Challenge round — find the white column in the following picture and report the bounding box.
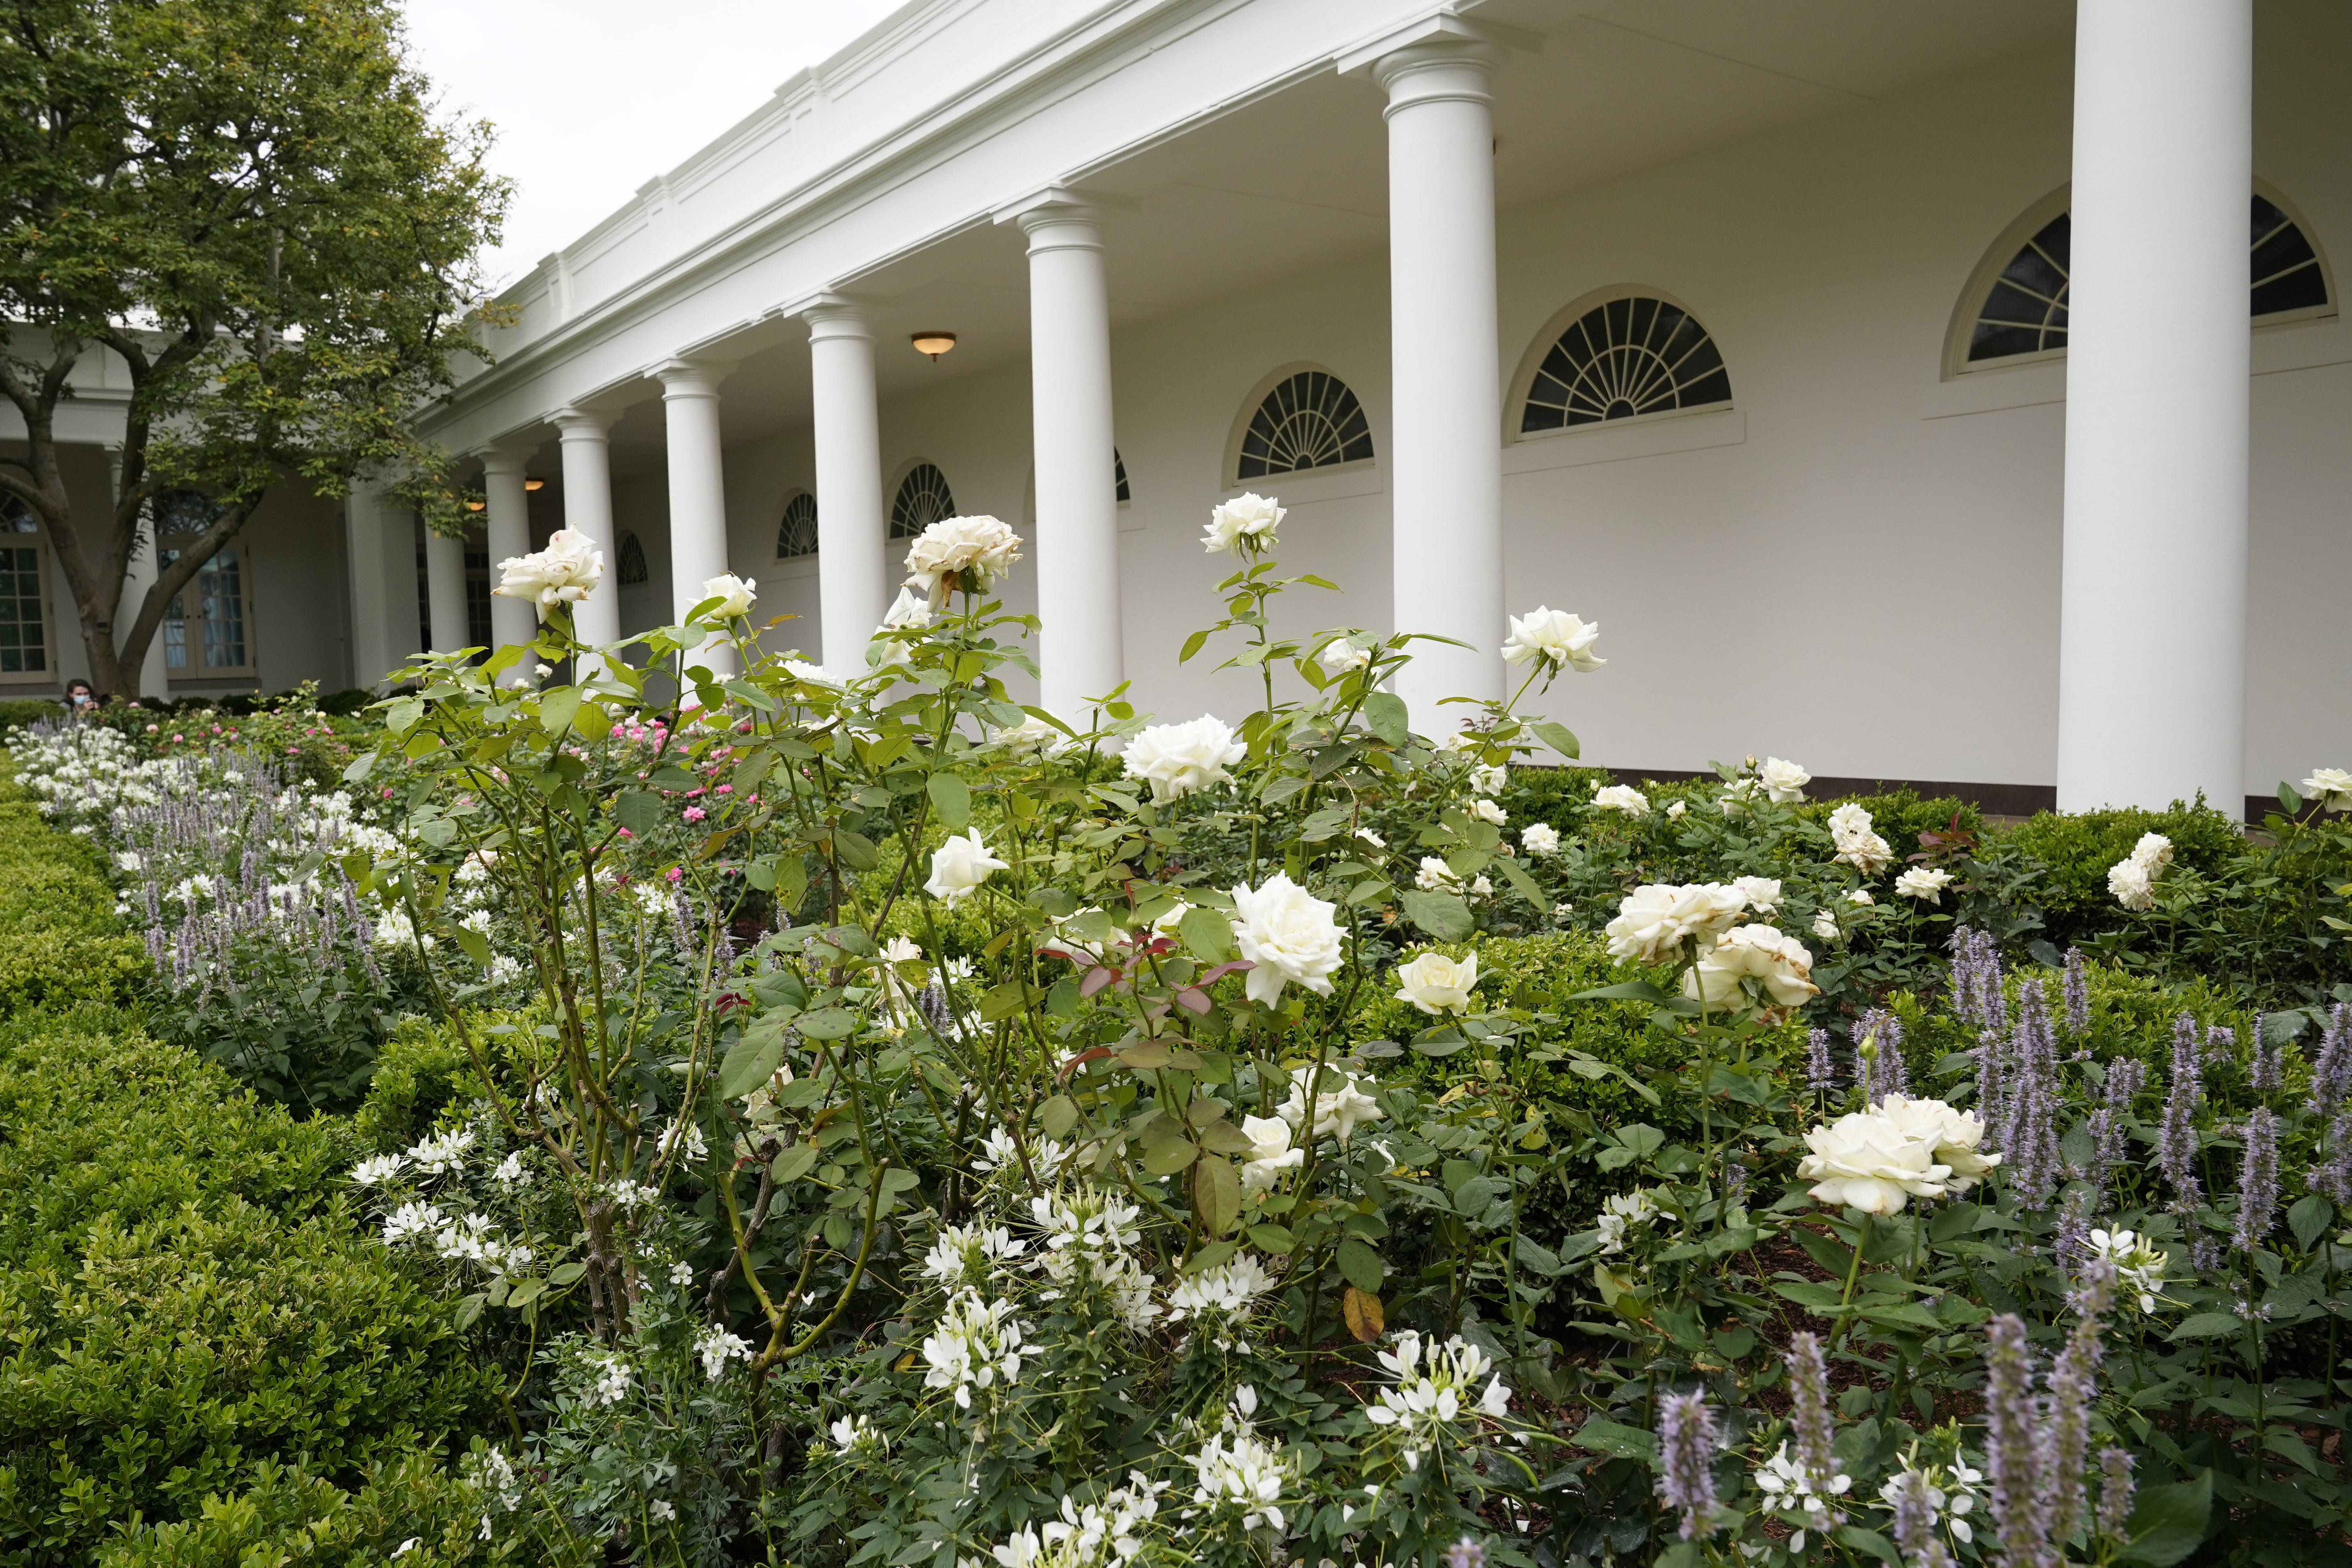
[1350,20,1509,724]
[2055,0,2252,813]
[343,484,418,689]
[1009,194,1124,720]
[654,356,740,677]
[104,447,169,698]
[552,407,623,655]
[803,298,887,677]
[424,529,468,654]
[479,444,539,678]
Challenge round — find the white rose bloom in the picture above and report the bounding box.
[1469,763,1507,795]
[1414,856,1461,892]
[1811,909,1842,943]
[880,935,922,965]
[1847,888,1875,907]
[1520,822,1560,858]
[988,713,1069,757]
[1759,757,1811,803]
[2108,857,2155,912]
[1592,784,1649,819]
[1835,829,1893,877]
[926,831,1009,904]
[902,514,1023,602]
[494,529,604,618]
[1354,826,1386,850]
[2129,832,2174,872]
[1468,798,1506,826]
[1500,606,1604,673]
[700,573,757,617]
[783,659,840,687]
[1894,866,1954,904]
[1124,715,1245,803]
[1203,492,1285,555]
[1393,950,1480,1016]
[1603,882,1748,965]
[2301,767,2352,812]
[1239,1114,1304,1194]
[1279,1064,1384,1144]
[1227,872,1344,1005]
[1875,1095,2001,1189]
[1665,799,1687,820]
[1796,1109,1954,1214]
[1731,876,1783,914]
[1682,922,1818,1008]
[1317,636,1371,676]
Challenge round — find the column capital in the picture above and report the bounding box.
[651,355,737,399]
[551,406,617,439]
[476,440,538,476]
[994,184,1136,244]
[797,291,877,341]
[1335,13,1537,97]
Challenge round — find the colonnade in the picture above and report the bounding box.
[353,1,2254,811]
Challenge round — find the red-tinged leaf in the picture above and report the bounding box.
[1174,988,1212,1015]
[1035,945,1089,966]
[1199,960,1256,985]
[1078,965,1120,997]
[1058,1046,1117,1079]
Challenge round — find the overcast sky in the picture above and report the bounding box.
[398,0,907,289]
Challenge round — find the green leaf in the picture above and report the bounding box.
[1335,1238,1384,1292]
[926,773,972,830]
[1362,691,1408,747]
[2289,1193,2333,1251]
[1530,719,1581,759]
[979,979,1030,1022]
[2117,1472,2212,1567]
[615,790,663,834]
[1179,628,1210,664]
[795,1007,858,1041]
[717,1034,785,1100]
[1513,1235,1562,1276]
[1039,1095,1080,1140]
[1400,890,1474,942]
[1248,1223,1296,1254]
[1835,1527,1901,1566]
[1569,979,1674,1004]
[453,926,491,970]
[1180,904,1235,963]
[1496,854,1548,912]
[1565,1416,1657,1462]
[536,687,582,736]
[1192,1155,1241,1236]
[548,1261,586,1287]
[769,1144,820,1183]
[454,1293,486,1330]
[2167,1312,2246,1342]
[1143,1138,1199,1176]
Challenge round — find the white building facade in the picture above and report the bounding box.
[10,0,2349,819]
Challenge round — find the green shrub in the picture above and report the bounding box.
[96,1455,512,1568]
[351,1016,486,1154]
[1796,788,1984,861]
[0,799,147,1014]
[1995,798,2243,949]
[0,699,66,735]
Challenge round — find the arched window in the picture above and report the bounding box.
[148,490,251,675]
[1115,449,1131,505]
[1518,293,1730,434]
[617,531,649,586]
[890,462,955,540]
[1235,370,1374,480]
[1958,188,2333,369]
[0,494,50,677]
[777,491,818,558]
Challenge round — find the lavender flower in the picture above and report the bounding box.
[1654,1391,1719,1541]
[2250,1025,2284,1097]
[1444,1539,1485,1568]
[1806,1028,1837,1095]
[1886,1469,1958,1568]
[2311,1111,2352,1206]
[2169,1015,2206,1109]
[2054,1186,2095,1268]
[1982,1314,2046,1568]
[1949,926,2008,1031]
[2001,992,2063,1210]
[2310,1003,2352,1117]
[2157,1017,2207,1212]
[2233,1107,2281,1252]
[2062,946,2090,1037]
[2095,1448,2136,1542]
[1786,1332,1838,1490]
[1858,1009,1908,1101]
[1975,1027,2010,1148]
[2040,1270,2112,1546]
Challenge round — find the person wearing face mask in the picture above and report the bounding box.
[61,679,96,715]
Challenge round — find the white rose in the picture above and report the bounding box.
[1811,909,1841,943]
[1354,827,1386,850]
[700,573,757,617]
[1682,922,1818,1008]
[1759,757,1810,803]
[1279,1064,1383,1144]
[1796,1110,1954,1214]
[1469,764,1507,795]
[783,659,839,687]
[1414,856,1460,892]
[1394,950,1480,1016]
[1665,800,1687,820]
[2301,768,2352,812]
[1835,830,1893,878]
[1875,1095,2002,1189]
[1239,1115,1304,1194]
[902,514,1023,603]
[1731,876,1783,914]
[2129,832,2174,872]
[1227,872,1343,1005]
[1501,606,1604,673]
[1603,882,1748,965]
[1520,822,1560,858]
[925,831,1008,904]
[1894,866,1954,904]
[1123,715,1245,802]
[1847,888,1875,907]
[1592,784,1649,819]
[872,586,934,666]
[1469,798,1506,826]
[2108,857,2155,912]
[494,529,604,618]
[1203,492,1284,555]
[988,713,1069,757]
[1317,636,1371,676]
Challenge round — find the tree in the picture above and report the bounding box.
[0,0,507,695]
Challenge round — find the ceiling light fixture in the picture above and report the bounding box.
[911,331,957,362]
[523,478,546,492]
[466,500,486,512]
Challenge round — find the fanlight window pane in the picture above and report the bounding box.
[1238,371,1374,479]
[617,532,649,586]
[1521,296,1731,433]
[1114,449,1131,504]
[777,492,819,558]
[1969,196,2329,364]
[160,545,246,670]
[890,463,956,540]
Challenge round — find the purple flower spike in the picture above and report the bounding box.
[1654,1390,1719,1541]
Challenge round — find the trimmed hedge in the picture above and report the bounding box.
[0,762,146,1016]
[1996,798,2244,950]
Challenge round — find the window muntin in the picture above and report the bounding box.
[617,532,649,586]
[160,545,249,672]
[465,545,492,646]
[1237,371,1374,479]
[890,462,955,541]
[777,491,818,558]
[0,497,48,676]
[1114,450,1131,504]
[1521,294,1730,434]
[1966,193,2331,366]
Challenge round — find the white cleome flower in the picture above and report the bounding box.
[494,529,604,618]
[1759,757,1811,803]
[1226,872,1344,1005]
[926,831,1009,904]
[700,573,757,617]
[920,1222,1028,1289]
[1203,492,1286,555]
[2088,1227,2170,1313]
[921,1291,1029,1410]
[1123,715,1245,803]
[1500,606,1604,674]
[903,514,1023,603]
[828,1413,888,1460]
[695,1325,753,1380]
[1364,1332,1513,1469]
[1894,866,1955,904]
[349,1153,407,1186]
[1603,882,1748,966]
[1591,783,1649,819]
[1393,950,1480,1016]
[1796,1108,1955,1214]
[2301,767,2352,812]
[1167,1254,1276,1323]
[1520,822,1560,857]
[1682,922,1819,1008]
